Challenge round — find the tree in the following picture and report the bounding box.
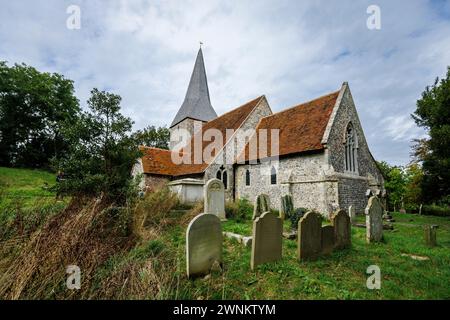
[55,89,141,203]
[404,163,423,210]
[132,125,170,149]
[377,161,406,210]
[412,67,450,204]
[0,61,80,168]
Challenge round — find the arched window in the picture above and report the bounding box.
[345,124,358,172]
[270,166,277,185]
[245,169,251,186]
[216,166,228,189]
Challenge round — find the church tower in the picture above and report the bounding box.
[169,48,217,150]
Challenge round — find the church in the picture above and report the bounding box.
[132,48,384,216]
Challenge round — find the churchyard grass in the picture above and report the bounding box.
[168,212,450,299]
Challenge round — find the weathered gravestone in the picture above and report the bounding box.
[186,213,223,278]
[280,194,294,220]
[331,209,351,249]
[321,225,335,255]
[348,205,356,223]
[252,194,270,220]
[424,225,438,247]
[204,178,226,220]
[297,211,322,261]
[365,196,383,243]
[251,212,283,270]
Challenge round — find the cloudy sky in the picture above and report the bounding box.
[1,0,449,165]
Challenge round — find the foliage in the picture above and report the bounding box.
[377,161,406,210]
[53,88,142,203]
[0,61,80,168]
[132,125,170,149]
[225,198,253,222]
[412,66,450,203]
[421,204,450,217]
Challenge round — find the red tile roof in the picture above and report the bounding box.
[141,96,264,176]
[239,90,339,162]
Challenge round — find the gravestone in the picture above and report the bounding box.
[297,211,322,261]
[365,196,383,243]
[251,212,283,270]
[419,204,423,215]
[348,205,356,223]
[321,225,335,255]
[204,178,226,220]
[331,209,351,249]
[252,194,270,220]
[424,225,438,247]
[186,213,223,278]
[399,208,406,214]
[280,195,294,220]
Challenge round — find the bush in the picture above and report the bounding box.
[422,204,450,217]
[225,198,253,222]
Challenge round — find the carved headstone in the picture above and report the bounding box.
[331,209,351,249]
[297,211,322,261]
[204,178,226,220]
[252,194,270,220]
[280,194,294,220]
[365,196,383,243]
[251,212,283,270]
[321,225,335,255]
[186,213,223,278]
[348,205,356,223]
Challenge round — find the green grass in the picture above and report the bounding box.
[0,167,58,208]
[164,212,450,300]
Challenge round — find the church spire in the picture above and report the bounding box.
[170,47,217,128]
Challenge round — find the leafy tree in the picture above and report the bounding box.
[55,89,141,203]
[412,67,450,204]
[0,61,79,168]
[377,161,406,210]
[404,163,423,210]
[132,125,170,149]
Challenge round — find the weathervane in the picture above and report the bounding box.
[199,41,203,48]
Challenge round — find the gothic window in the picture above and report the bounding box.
[245,169,251,186]
[270,166,277,185]
[345,124,358,173]
[216,165,228,189]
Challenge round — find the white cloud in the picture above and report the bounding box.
[0,0,449,165]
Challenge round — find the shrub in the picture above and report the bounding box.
[422,204,450,217]
[225,198,253,222]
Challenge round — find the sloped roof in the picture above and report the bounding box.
[141,96,264,176]
[238,90,340,162]
[170,48,217,127]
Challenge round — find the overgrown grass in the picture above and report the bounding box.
[1,167,449,300]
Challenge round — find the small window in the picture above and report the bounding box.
[216,170,222,180]
[270,166,277,185]
[223,171,228,189]
[245,169,250,186]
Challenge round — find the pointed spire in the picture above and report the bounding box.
[170,48,217,127]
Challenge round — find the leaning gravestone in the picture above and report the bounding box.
[331,209,351,249]
[321,225,335,255]
[252,194,270,220]
[297,211,322,261]
[348,205,356,223]
[186,213,223,278]
[251,212,283,270]
[280,194,294,220]
[365,196,383,243]
[204,178,226,220]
